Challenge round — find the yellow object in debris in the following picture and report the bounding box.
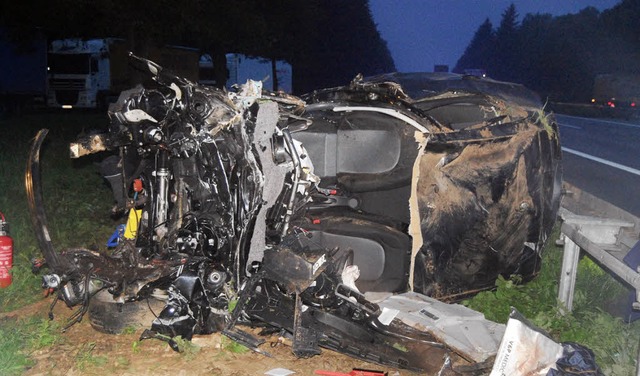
[124,209,142,239]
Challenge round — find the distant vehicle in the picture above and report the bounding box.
[197,54,218,87]
[47,38,199,109]
[0,30,47,113]
[433,64,449,73]
[200,53,292,93]
[463,68,487,78]
[592,73,640,108]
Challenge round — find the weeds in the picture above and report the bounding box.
[0,316,62,375]
[120,325,138,335]
[26,315,62,349]
[0,260,43,312]
[0,111,115,374]
[115,356,130,367]
[75,342,108,371]
[533,107,557,140]
[173,336,202,360]
[131,340,142,354]
[0,318,35,376]
[0,112,115,312]
[464,224,640,374]
[221,336,249,354]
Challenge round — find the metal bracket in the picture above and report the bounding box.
[557,208,637,313]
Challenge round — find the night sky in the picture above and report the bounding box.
[370,0,621,73]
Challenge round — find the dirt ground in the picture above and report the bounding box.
[5,298,426,376]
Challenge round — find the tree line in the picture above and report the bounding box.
[454,0,640,102]
[0,0,395,94]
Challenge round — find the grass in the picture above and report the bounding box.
[0,111,117,374]
[0,319,36,376]
[0,315,63,376]
[0,110,115,312]
[74,342,108,371]
[173,336,202,360]
[464,225,640,375]
[0,261,42,312]
[221,336,249,354]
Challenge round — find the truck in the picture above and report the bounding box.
[0,30,48,114]
[592,73,640,108]
[199,53,292,93]
[47,38,200,109]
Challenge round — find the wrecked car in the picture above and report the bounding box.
[25,55,562,373]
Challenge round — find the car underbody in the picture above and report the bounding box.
[25,55,561,373]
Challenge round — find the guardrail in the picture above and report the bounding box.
[557,184,640,375]
[557,208,638,312]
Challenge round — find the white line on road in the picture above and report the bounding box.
[559,123,582,130]
[562,147,640,176]
[556,114,640,129]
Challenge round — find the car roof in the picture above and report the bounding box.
[365,72,542,108]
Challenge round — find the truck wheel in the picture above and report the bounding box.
[96,92,110,112]
[88,290,165,334]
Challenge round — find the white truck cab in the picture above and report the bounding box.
[47,38,117,109]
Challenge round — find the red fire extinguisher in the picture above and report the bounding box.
[0,212,13,288]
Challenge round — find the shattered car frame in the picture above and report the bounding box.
[26,55,561,373]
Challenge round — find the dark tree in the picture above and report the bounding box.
[453,18,495,74]
[598,0,640,75]
[454,0,640,102]
[492,3,521,81]
[496,4,519,38]
[515,13,554,93]
[0,0,395,94]
[289,0,396,93]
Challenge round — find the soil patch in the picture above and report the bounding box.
[12,297,420,376]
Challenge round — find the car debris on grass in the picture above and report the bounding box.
[25,54,562,373]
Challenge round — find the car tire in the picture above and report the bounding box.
[88,290,166,334]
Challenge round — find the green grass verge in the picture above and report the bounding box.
[74,342,108,371]
[0,111,116,312]
[0,111,116,375]
[464,225,640,375]
[0,315,62,376]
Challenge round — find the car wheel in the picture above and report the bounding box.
[88,290,165,334]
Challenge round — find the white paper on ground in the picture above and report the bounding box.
[264,368,296,376]
[489,309,563,376]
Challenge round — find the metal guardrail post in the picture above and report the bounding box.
[557,236,580,313]
[562,222,640,291]
[637,335,640,376]
[557,196,640,373]
[557,208,636,314]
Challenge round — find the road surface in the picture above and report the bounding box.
[556,114,640,217]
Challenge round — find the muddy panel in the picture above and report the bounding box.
[412,117,561,298]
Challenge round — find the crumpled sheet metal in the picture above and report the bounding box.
[411,116,561,298]
[377,292,505,363]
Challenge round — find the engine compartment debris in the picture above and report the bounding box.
[25,54,561,372]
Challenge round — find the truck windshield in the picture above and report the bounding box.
[48,53,91,74]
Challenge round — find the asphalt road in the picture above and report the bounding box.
[556,114,640,217]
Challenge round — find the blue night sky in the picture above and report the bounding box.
[369,0,621,73]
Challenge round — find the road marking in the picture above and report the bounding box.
[556,114,640,129]
[559,123,582,130]
[562,147,640,176]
